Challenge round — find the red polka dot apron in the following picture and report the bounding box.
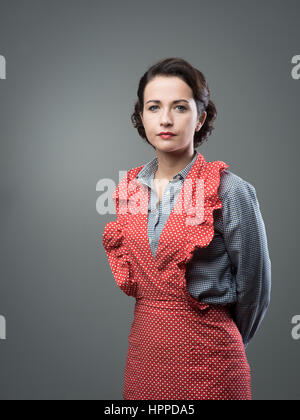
[102,152,252,400]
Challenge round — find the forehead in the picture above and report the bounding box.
[144,76,193,100]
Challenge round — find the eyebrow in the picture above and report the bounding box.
[145,99,190,105]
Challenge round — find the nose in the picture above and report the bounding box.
[160,110,173,126]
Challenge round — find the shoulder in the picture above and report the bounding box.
[218,169,257,202]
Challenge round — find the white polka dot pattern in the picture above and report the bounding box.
[102,151,252,400]
[135,151,271,350]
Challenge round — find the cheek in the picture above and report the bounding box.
[143,115,156,129]
[177,111,194,123]
[180,118,195,132]
[187,114,197,124]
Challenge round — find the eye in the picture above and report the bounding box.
[176,105,187,112]
[148,105,158,111]
[148,105,187,112]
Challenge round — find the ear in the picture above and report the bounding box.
[200,111,207,125]
[196,111,207,131]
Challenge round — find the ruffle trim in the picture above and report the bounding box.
[175,160,229,270]
[102,219,128,258]
[102,219,137,295]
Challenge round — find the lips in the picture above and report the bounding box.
[159,133,175,139]
[158,132,176,139]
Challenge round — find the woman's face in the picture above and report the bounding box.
[140,75,206,153]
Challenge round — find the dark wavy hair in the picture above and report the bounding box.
[131,57,217,149]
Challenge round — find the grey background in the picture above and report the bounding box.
[0,0,299,400]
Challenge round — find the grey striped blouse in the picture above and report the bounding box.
[136,150,271,349]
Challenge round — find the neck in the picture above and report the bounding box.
[154,147,196,180]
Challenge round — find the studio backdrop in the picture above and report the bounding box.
[0,0,299,400]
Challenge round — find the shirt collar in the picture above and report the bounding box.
[137,150,198,188]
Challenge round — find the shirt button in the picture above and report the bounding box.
[166,190,170,196]
[149,238,152,244]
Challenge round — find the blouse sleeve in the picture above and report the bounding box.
[102,219,137,297]
[222,179,271,348]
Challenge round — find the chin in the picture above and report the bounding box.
[156,138,178,146]
[156,143,178,151]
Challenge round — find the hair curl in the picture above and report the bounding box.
[131,57,217,150]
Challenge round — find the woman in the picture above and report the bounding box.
[102,57,271,400]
